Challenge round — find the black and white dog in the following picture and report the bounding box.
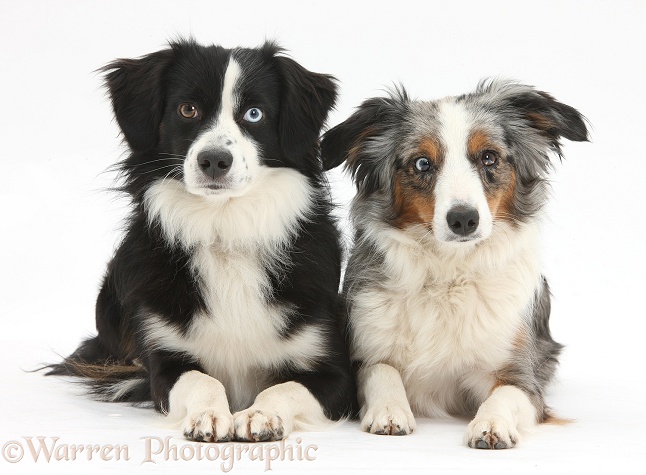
[48,39,356,442]
[321,80,588,448]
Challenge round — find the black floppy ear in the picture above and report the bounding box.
[507,87,589,156]
[274,54,337,161]
[102,48,175,153]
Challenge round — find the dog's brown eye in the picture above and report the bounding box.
[178,103,200,119]
[480,151,498,167]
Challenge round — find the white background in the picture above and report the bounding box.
[1,0,645,473]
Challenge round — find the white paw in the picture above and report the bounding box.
[361,403,416,435]
[233,409,286,442]
[465,416,519,449]
[182,409,234,442]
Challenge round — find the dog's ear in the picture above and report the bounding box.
[496,81,589,158]
[321,90,406,193]
[102,48,175,153]
[321,98,385,172]
[273,53,337,162]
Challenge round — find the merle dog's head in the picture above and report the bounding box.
[103,39,337,200]
[322,80,589,246]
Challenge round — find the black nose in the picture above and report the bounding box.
[197,150,233,179]
[446,205,480,236]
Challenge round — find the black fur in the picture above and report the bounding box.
[47,39,357,426]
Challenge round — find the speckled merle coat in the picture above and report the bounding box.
[321,80,588,449]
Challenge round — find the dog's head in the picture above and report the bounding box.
[322,80,588,245]
[103,39,337,200]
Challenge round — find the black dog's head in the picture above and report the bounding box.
[102,39,337,200]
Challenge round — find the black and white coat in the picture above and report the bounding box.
[49,39,356,443]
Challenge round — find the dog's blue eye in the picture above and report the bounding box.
[415,157,431,172]
[243,108,263,123]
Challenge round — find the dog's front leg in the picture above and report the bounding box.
[465,385,537,449]
[233,382,328,442]
[148,352,234,442]
[167,370,235,442]
[358,363,416,435]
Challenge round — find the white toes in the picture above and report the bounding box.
[361,403,416,435]
[182,409,234,442]
[233,409,286,442]
[465,416,519,449]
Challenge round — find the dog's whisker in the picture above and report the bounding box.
[131,158,184,166]
[161,167,182,182]
[157,153,188,159]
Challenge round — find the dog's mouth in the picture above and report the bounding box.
[199,183,238,197]
[431,227,487,246]
[443,233,483,243]
[186,175,255,199]
[205,183,229,191]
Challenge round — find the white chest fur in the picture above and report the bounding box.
[350,221,543,417]
[142,171,326,411]
[147,245,325,411]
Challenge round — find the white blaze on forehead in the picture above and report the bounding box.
[219,57,242,121]
[436,101,479,203]
[183,57,262,197]
[432,100,493,242]
[212,56,243,142]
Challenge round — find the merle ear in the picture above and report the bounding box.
[102,48,175,153]
[320,99,384,172]
[321,92,407,194]
[274,54,337,161]
[321,87,408,171]
[508,88,589,155]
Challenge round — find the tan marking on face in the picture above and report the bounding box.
[467,130,491,157]
[486,167,517,222]
[392,175,435,228]
[419,137,442,162]
[392,137,442,229]
[468,130,517,224]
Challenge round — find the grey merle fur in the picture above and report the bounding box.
[321,79,589,424]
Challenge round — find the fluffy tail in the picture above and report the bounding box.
[45,336,151,404]
[542,412,575,425]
